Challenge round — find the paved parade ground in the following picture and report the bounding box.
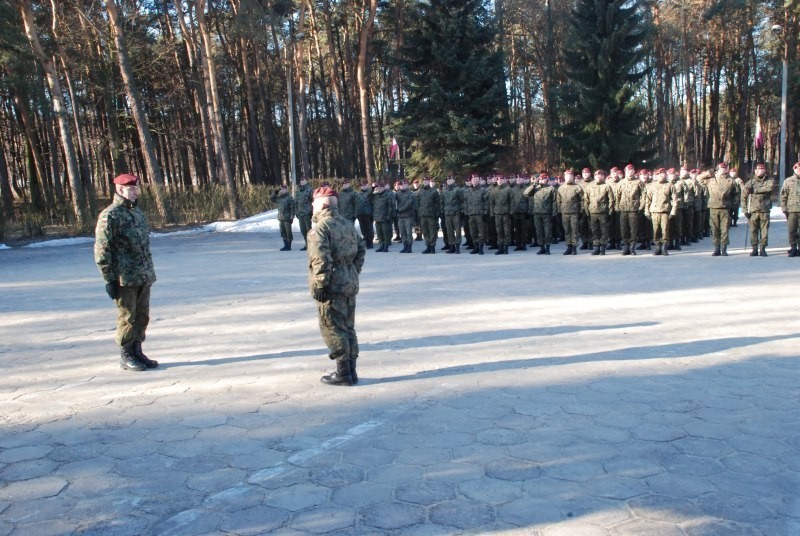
[1,217,799,535]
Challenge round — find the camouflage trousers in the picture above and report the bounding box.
[512,214,528,247]
[748,211,770,246]
[115,285,151,347]
[494,214,512,246]
[533,214,552,246]
[420,216,439,247]
[669,211,682,242]
[579,213,592,245]
[651,213,670,244]
[375,220,393,246]
[398,216,414,246]
[317,294,358,362]
[561,213,580,246]
[682,208,694,241]
[445,214,462,247]
[357,215,374,244]
[619,211,639,245]
[278,220,293,242]
[589,213,610,246]
[709,208,730,246]
[298,214,312,243]
[468,215,486,244]
[788,212,800,246]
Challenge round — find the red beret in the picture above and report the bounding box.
[756,163,766,169]
[638,169,649,175]
[582,167,591,173]
[313,186,337,198]
[113,174,139,186]
[564,168,574,174]
[594,169,606,176]
[718,162,728,169]
[610,167,620,172]
[625,164,635,170]
[667,168,676,174]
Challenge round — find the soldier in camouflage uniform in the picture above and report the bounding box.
[690,169,706,242]
[416,177,440,254]
[729,168,743,227]
[584,169,616,255]
[780,162,800,257]
[577,168,595,250]
[337,179,357,224]
[94,174,158,372]
[510,176,529,251]
[294,177,314,250]
[615,164,644,256]
[679,166,696,245]
[307,186,366,386]
[606,168,622,250]
[742,162,775,257]
[355,182,374,249]
[638,170,654,250]
[270,183,296,251]
[489,175,513,254]
[557,169,584,255]
[644,168,678,256]
[667,168,685,251]
[442,177,464,254]
[486,175,499,249]
[371,184,395,252]
[705,163,736,256]
[411,179,424,241]
[524,171,557,254]
[464,175,487,255]
[395,180,416,253]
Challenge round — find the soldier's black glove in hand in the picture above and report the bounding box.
[105,282,119,300]
[313,288,329,302]
[745,212,751,219]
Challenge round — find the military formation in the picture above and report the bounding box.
[287,161,797,259]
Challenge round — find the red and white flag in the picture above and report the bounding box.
[389,137,399,160]
[755,109,764,150]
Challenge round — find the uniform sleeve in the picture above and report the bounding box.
[780,182,789,211]
[355,235,366,274]
[307,227,331,291]
[94,211,116,283]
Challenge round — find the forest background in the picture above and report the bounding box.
[0,0,796,241]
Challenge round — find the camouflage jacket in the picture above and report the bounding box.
[742,175,775,213]
[670,180,685,209]
[441,185,464,216]
[615,178,644,212]
[510,185,529,214]
[705,175,735,209]
[780,174,800,212]
[584,182,616,214]
[270,190,295,221]
[681,178,696,206]
[523,184,556,215]
[395,189,416,218]
[645,181,678,215]
[338,187,358,220]
[371,189,396,222]
[307,207,366,297]
[355,189,372,216]
[489,185,512,215]
[463,186,487,216]
[556,183,584,214]
[294,184,313,217]
[416,186,440,217]
[94,195,156,287]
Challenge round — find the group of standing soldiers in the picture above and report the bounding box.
[271,160,800,258]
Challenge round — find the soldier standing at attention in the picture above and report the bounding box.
[416,177,440,254]
[395,180,416,253]
[490,174,513,254]
[667,168,685,251]
[644,168,678,256]
[294,176,313,250]
[606,168,622,250]
[706,163,736,256]
[679,166,696,246]
[442,177,464,254]
[525,171,557,255]
[638,169,654,250]
[94,174,158,372]
[464,174,487,255]
[371,183,395,252]
[337,179,357,224]
[616,164,644,256]
[729,167,744,228]
[270,183,296,251]
[307,186,366,386]
[355,182,374,249]
[743,162,776,257]
[781,162,800,257]
[557,169,584,255]
[584,169,616,255]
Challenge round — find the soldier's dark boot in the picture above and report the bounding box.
[631,243,637,256]
[654,244,662,255]
[571,244,577,255]
[320,359,353,386]
[455,245,460,254]
[545,245,550,255]
[495,245,504,255]
[580,242,590,250]
[350,358,358,384]
[132,341,159,368]
[470,242,480,254]
[446,245,456,254]
[120,343,146,371]
[519,244,527,251]
[622,244,631,256]
[479,243,484,255]
[393,235,402,243]
[563,245,573,255]
[280,240,289,251]
[662,243,669,256]
[673,240,682,251]
[441,243,450,250]
[600,245,606,255]
[366,239,373,249]
[721,245,728,256]
[760,245,768,257]
[383,244,390,252]
[536,246,546,255]
[712,245,721,256]
[750,245,758,257]
[789,244,798,257]
[591,245,601,255]
[422,245,431,254]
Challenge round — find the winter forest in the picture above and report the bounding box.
[0,0,796,238]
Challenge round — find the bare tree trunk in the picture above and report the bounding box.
[19,0,87,227]
[196,0,239,218]
[321,0,351,176]
[356,0,378,183]
[104,0,172,222]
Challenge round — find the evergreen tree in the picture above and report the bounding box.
[558,0,653,169]
[394,0,511,176]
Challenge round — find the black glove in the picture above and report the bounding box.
[313,288,329,302]
[747,185,754,194]
[745,212,751,219]
[105,282,119,300]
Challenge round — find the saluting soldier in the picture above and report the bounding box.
[638,169,654,250]
[584,169,616,255]
[705,163,736,256]
[742,162,776,257]
[270,183,296,251]
[606,167,622,250]
[780,162,800,257]
[294,176,314,251]
[94,174,158,372]
[557,169,584,255]
[524,171,557,254]
[616,164,644,256]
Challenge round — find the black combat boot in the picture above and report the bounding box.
[536,246,546,255]
[441,243,450,250]
[580,243,589,250]
[519,244,527,251]
[132,341,159,368]
[622,244,631,256]
[571,245,577,255]
[591,245,600,255]
[300,243,307,251]
[350,357,358,384]
[654,244,662,255]
[600,245,606,255]
[760,245,767,257]
[321,359,353,386]
[544,245,550,255]
[631,244,637,255]
[789,244,798,257]
[495,245,504,255]
[712,245,721,256]
[563,245,573,255]
[280,240,289,251]
[446,245,456,254]
[479,243,484,255]
[455,245,460,254]
[721,245,728,256]
[662,243,669,256]
[383,244,390,252]
[470,243,480,254]
[366,239,373,249]
[120,343,146,371]
[750,245,758,257]
[673,240,682,251]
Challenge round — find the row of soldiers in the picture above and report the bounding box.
[271,161,800,257]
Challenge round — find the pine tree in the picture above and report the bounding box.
[394,0,511,176]
[558,0,654,169]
